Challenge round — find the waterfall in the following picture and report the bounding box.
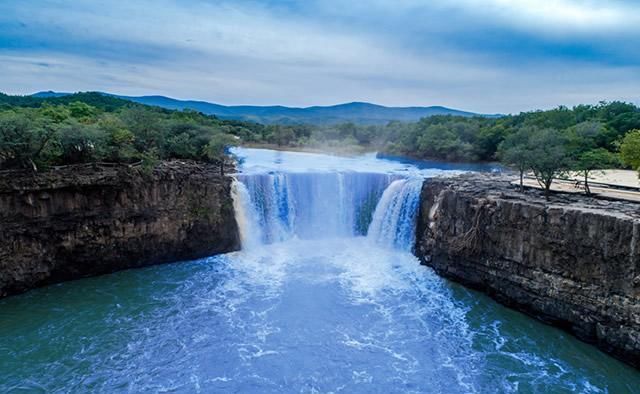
[232,171,423,251]
[366,179,423,251]
[231,180,263,249]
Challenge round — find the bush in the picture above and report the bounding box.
[620,130,640,171]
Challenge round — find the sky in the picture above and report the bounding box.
[0,0,639,114]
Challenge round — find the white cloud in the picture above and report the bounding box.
[432,0,640,36]
[1,0,638,113]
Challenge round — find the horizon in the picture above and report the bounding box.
[1,1,639,114]
[15,89,635,117]
[26,90,491,114]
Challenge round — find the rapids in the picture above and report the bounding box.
[0,148,638,393]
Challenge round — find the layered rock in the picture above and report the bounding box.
[416,174,640,367]
[0,161,240,297]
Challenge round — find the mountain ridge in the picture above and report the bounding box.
[31,91,500,124]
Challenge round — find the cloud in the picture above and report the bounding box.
[0,0,638,113]
[357,0,640,36]
[450,0,640,35]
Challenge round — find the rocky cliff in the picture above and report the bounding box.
[416,174,640,367]
[0,161,240,297]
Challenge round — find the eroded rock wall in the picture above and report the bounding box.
[0,161,240,297]
[416,174,640,367]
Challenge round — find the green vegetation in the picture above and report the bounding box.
[0,93,261,172]
[250,102,639,198]
[620,130,640,171]
[230,101,638,170]
[2,93,639,199]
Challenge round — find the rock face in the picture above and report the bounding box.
[0,161,240,297]
[416,174,640,368]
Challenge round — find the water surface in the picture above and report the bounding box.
[1,148,638,393]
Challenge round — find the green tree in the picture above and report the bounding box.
[121,107,165,152]
[57,121,105,164]
[527,128,569,200]
[620,130,640,172]
[68,101,97,120]
[572,148,618,195]
[497,126,533,191]
[98,115,136,162]
[0,109,62,171]
[203,133,237,175]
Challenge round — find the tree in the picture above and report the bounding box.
[68,101,97,120]
[498,126,535,191]
[120,107,164,152]
[416,124,475,161]
[203,133,237,175]
[273,125,295,146]
[0,109,62,171]
[572,148,618,195]
[97,115,136,162]
[527,128,569,200]
[57,121,105,164]
[620,130,640,172]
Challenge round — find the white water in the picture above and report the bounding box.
[219,148,637,393]
[367,178,424,251]
[233,172,402,246]
[1,148,636,393]
[230,181,263,250]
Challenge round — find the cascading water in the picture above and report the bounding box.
[230,180,263,250]
[2,147,636,393]
[367,178,423,251]
[233,171,403,246]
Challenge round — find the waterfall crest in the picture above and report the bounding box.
[366,178,423,251]
[232,171,423,251]
[231,180,263,249]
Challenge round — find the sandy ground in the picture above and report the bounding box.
[562,169,640,188]
[516,169,640,203]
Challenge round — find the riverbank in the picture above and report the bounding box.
[416,173,640,367]
[0,161,240,298]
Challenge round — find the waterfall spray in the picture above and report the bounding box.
[367,178,423,251]
[231,179,263,250]
[232,171,422,251]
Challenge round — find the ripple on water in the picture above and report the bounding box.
[1,238,639,393]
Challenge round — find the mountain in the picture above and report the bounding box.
[31,91,496,124]
[31,91,74,98]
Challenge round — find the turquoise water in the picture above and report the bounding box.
[0,148,638,393]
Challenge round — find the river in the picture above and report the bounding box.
[1,148,638,393]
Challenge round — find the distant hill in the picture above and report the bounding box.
[2,91,144,111]
[30,91,496,124]
[31,91,73,98]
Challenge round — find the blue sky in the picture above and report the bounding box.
[0,0,638,113]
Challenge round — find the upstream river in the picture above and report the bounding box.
[1,148,639,393]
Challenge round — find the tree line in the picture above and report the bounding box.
[234,101,640,198]
[0,93,263,172]
[2,93,639,197]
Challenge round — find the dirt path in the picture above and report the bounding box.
[516,170,640,203]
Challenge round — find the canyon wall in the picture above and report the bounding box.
[0,161,240,297]
[416,174,640,367]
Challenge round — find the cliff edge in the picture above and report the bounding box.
[0,161,240,297]
[416,174,640,367]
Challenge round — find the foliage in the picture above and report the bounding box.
[620,130,640,171]
[203,133,237,163]
[497,127,533,191]
[1,92,638,199]
[527,128,569,199]
[0,93,263,170]
[572,148,619,194]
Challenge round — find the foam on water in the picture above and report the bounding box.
[0,148,638,393]
[367,178,423,251]
[234,172,395,244]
